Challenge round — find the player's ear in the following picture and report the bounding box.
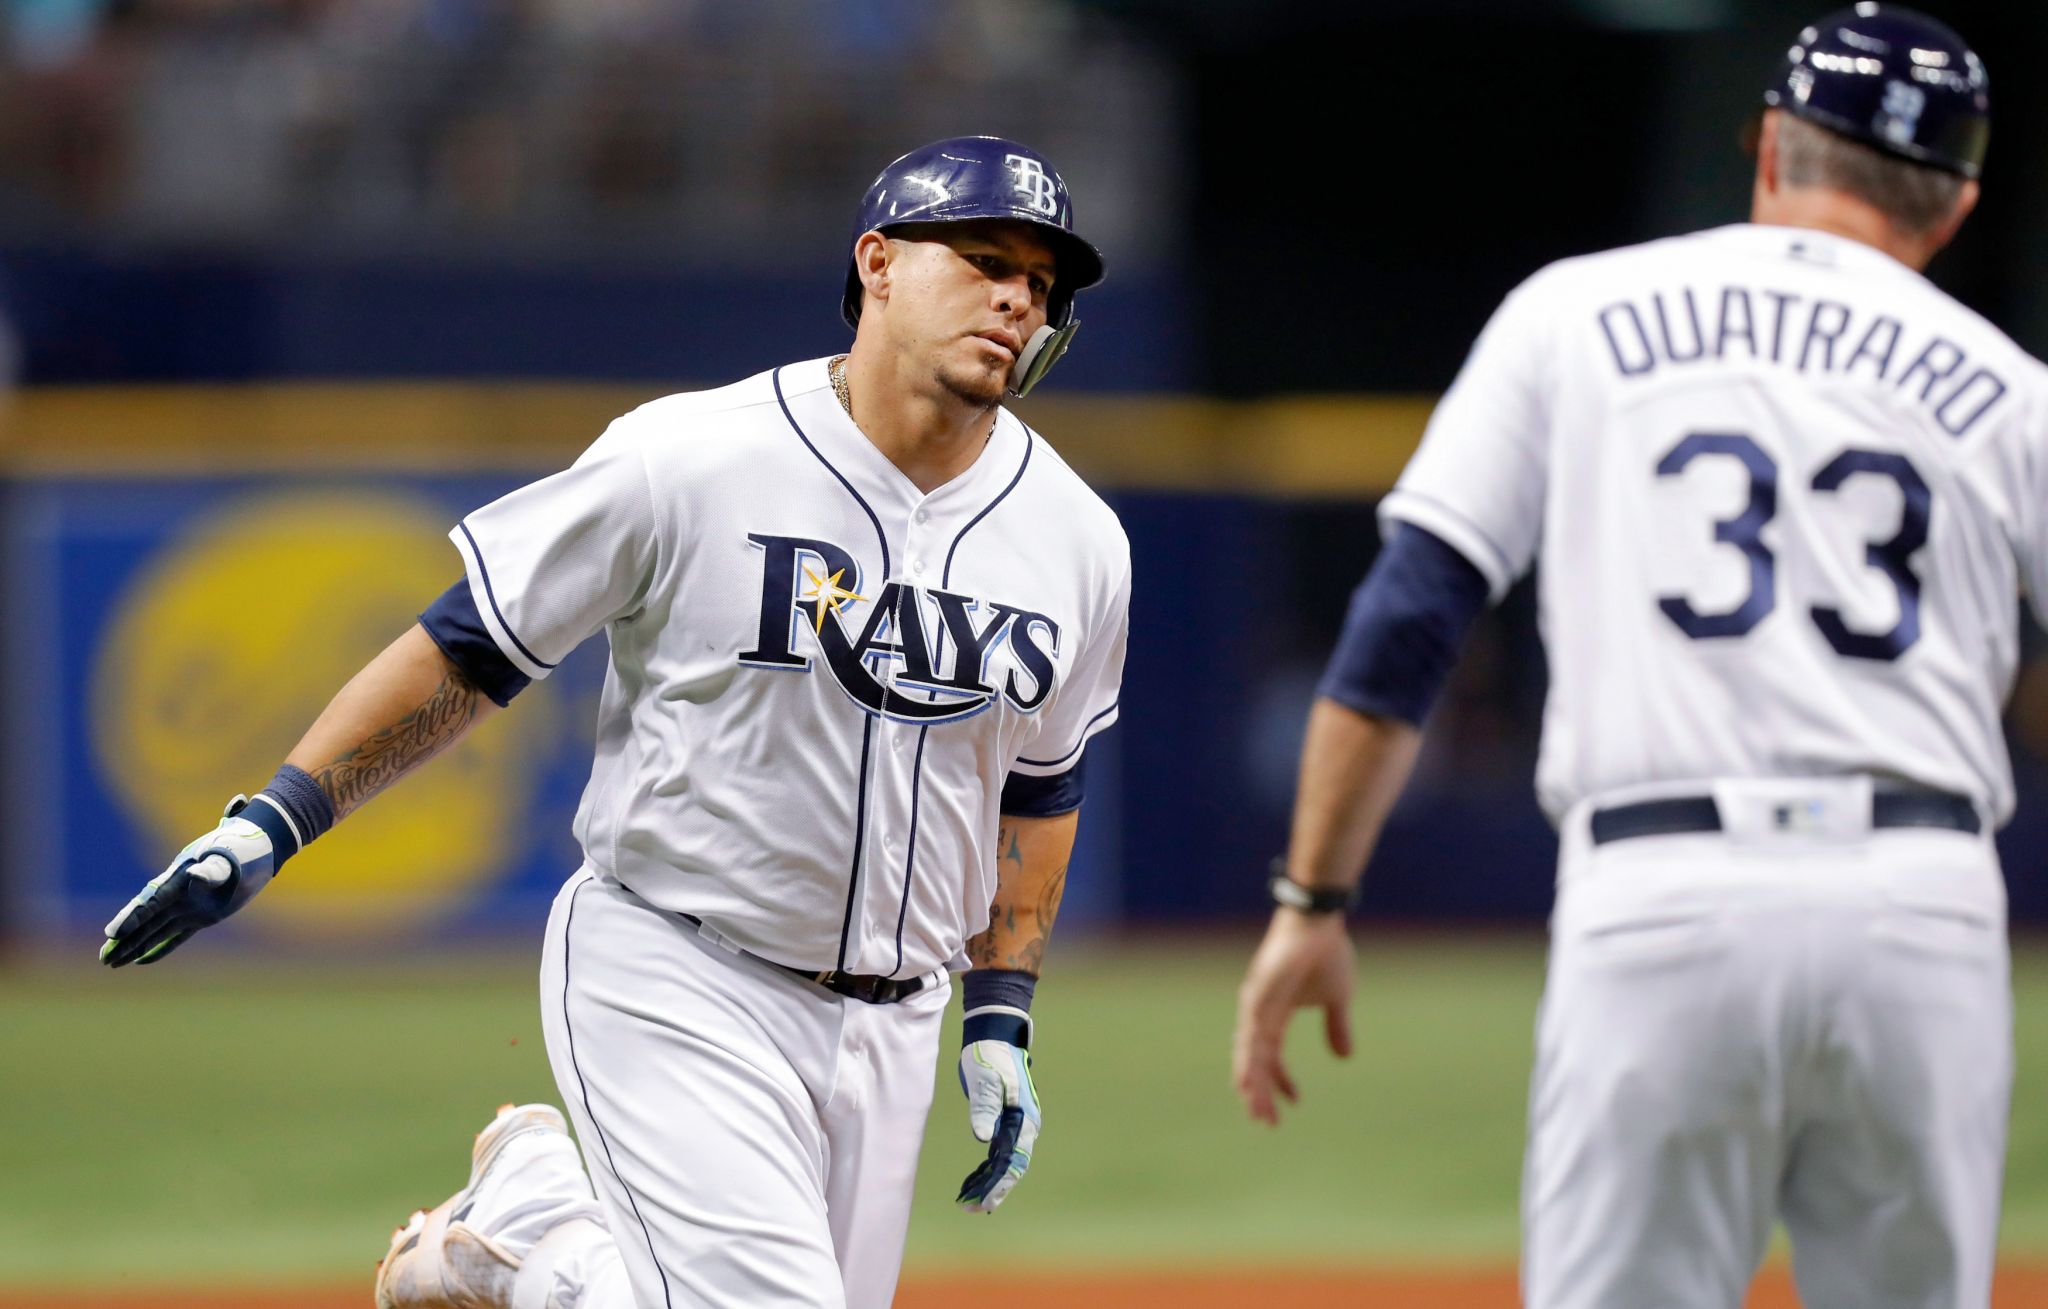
[1924,178,1980,257]
[1754,109,1783,198]
[853,231,892,316]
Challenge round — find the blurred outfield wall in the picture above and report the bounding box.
[11,383,2048,949]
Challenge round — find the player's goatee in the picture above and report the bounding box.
[937,363,1006,410]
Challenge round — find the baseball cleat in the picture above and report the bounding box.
[374,1104,574,1309]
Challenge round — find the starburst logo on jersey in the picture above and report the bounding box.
[1006,154,1061,218]
[739,534,1059,723]
[802,564,864,633]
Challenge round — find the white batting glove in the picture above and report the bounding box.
[100,796,279,968]
[955,1005,1040,1213]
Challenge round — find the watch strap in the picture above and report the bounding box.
[1267,857,1359,914]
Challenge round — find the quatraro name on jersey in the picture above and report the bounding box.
[738,532,1059,724]
[1596,279,2010,438]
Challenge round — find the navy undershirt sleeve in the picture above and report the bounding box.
[1000,758,1086,817]
[420,578,533,708]
[1316,522,1492,726]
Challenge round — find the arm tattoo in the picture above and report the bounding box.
[968,820,1069,974]
[310,668,482,820]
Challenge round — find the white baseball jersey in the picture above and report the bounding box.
[451,356,1130,977]
[1384,222,2048,822]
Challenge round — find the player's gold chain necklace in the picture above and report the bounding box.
[830,352,997,446]
[829,355,852,416]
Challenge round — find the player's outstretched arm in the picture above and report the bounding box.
[100,625,499,967]
[1233,700,1421,1125]
[954,809,1077,1214]
[282,624,501,822]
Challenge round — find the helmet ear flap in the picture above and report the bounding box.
[1008,321,1079,398]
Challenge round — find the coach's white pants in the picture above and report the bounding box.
[1523,784,2011,1309]
[537,868,950,1309]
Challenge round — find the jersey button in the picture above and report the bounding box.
[911,558,927,575]
[915,509,931,524]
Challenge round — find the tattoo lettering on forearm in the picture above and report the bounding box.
[311,670,481,820]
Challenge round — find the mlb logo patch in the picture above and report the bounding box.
[1771,799,1827,833]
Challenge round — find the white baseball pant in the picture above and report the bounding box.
[1523,779,2011,1309]
[536,868,951,1309]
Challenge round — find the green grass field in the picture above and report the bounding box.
[6,933,2048,1288]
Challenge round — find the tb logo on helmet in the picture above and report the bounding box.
[1006,154,1061,218]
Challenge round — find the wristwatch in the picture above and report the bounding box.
[1267,856,1360,914]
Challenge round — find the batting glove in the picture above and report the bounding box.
[100,796,280,968]
[956,1006,1040,1213]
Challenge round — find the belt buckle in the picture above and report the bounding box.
[808,968,916,1004]
[812,970,873,1003]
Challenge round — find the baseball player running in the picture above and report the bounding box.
[100,135,1130,1309]
[1234,7,2019,1307]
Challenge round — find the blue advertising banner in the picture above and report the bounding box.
[4,472,1122,949]
[21,448,2048,944]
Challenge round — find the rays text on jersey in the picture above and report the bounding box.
[739,533,1060,723]
[1598,286,2008,438]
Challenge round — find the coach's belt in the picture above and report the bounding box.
[1589,789,1981,845]
[676,913,928,1005]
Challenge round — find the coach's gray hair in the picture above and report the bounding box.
[1775,115,1968,238]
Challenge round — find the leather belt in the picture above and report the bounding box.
[677,913,927,1005]
[778,964,927,1005]
[1590,789,1981,846]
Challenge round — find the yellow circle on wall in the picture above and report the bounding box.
[92,489,553,937]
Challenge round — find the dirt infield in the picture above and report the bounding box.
[11,1268,2048,1308]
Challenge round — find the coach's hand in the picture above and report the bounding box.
[100,797,279,968]
[1234,908,1355,1125]
[956,1007,1040,1213]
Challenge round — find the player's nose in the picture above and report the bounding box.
[990,274,1032,318]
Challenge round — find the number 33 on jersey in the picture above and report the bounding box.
[1382,223,2048,823]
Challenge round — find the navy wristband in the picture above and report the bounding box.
[963,967,1037,1013]
[954,979,1032,1048]
[242,764,336,872]
[962,969,1037,1049]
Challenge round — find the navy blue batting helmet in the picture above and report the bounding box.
[1765,4,1989,179]
[839,136,1107,331]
